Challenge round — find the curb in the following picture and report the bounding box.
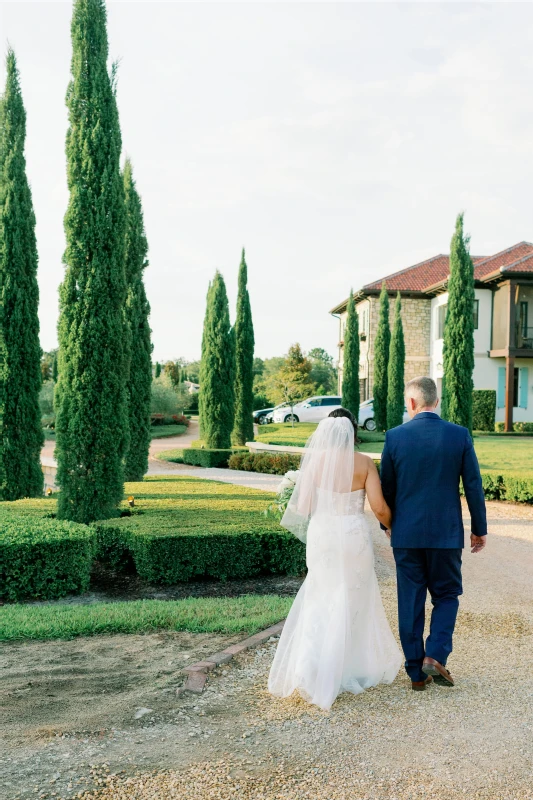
[178,620,285,695]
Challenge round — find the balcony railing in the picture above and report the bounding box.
[516,326,533,349]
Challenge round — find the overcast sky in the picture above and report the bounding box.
[1,1,533,363]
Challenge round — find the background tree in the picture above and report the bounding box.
[373,283,391,431]
[199,272,235,447]
[441,212,475,431]
[154,361,161,378]
[387,292,405,429]
[0,48,43,500]
[233,249,255,445]
[55,0,127,522]
[309,347,337,395]
[268,343,314,426]
[341,290,360,419]
[123,158,152,482]
[163,360,181,388]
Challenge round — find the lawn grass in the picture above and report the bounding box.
[255,423,385,453]
[150,424,187,439]
[0,595,293,642]
[155,448,184,463]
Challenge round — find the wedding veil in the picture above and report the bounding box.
[281,415,355,543]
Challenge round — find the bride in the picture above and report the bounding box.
[268,407,402,711]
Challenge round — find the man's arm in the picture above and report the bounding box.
[461,432,487,552]
[379,433,396,532]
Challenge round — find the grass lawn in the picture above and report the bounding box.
[42,424,187,441]
[155,448,184,462]
[0,595,292,642]
[255,423,385,453]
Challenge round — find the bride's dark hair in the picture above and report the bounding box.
[328,407,361,444]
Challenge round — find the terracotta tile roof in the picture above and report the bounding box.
[363,254,486,293]
[473,242,533,279]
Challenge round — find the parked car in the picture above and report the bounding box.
[253,407,274,425]
[358,399,411,431]
[272,396,342,424]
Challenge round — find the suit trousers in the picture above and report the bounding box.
[393,548,463,682]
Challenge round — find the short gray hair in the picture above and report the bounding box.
[405,376,438,408]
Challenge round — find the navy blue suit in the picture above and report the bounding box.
[380,412,487,682]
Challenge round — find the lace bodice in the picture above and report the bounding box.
[315,488,366,516]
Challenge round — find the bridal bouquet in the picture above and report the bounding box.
[264,469,299,522]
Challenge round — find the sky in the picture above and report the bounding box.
[1,1,533,364]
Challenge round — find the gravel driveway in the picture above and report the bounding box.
[2,500,533,800]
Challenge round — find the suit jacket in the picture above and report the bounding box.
[380,412,487,549]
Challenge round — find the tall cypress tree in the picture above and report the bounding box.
[341,289,360,421]
[441,212,475,432]
[232,249,254,445]
[155,361,161,378]
[387,292,405,429]
[55,0,127,522]
[123,158,152,481]
[199,272,235,448]
[373,283,390,431]
[0,49,43,500]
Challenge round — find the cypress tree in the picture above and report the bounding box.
[232,248,255,445]
[199,272,235,448]
[0,49,44,500]
[155,361,161,378]
[123,158,152,481]
[387,292,405,429]
[441,212,475,432]
[55,0,127,522]
[373,283,390,431]
[341,289,360,421]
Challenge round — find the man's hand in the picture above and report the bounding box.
[471,534,486,554]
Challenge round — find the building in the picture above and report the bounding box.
[330,242,533,430]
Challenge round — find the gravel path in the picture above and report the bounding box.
[3,500,533,800]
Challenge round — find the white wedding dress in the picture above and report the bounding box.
[268,418,402,711]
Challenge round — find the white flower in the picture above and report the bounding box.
[276,469,299,494]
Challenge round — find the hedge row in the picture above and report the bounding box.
[460,471,533,503]
[229,451,302,475]
[0,513,95,602]
[495,422,533,433]
[472,390,496,432]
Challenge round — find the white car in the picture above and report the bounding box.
[272,396,342,424]
[358,399,410,431]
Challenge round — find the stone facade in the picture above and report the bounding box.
[337,294,431,397]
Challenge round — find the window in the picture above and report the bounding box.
[513,368,519,408]
[322,397,342,406]
[306,398,320,407]
[360,308,368,334]
[473,299,479,330]
[437,304,447,339]
[520,302,529,338]
[359,378,368,401]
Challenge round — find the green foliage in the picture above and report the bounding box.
[183,448,236,468]
[459,470,533,504]
[0,595,293,642]
[494,422,533,433]
[163,360,181,387]
[123,159,152,481]
[39,379,55,417]
[155,361,161,378]
[0,49,44,500]
[341,290,360,419]
[151,374,183,415]
[0,512,95,602]
[309,347,337,396]
[253,393,270,411]
[155,448,184,463]
[442,213,475,432]
[373,284,390,431]
[229,451,302,474]
[267,344,315,416]
[55,0,127,522]
[199,272,235,448]
[40,349,58,382]
[387,292,405,429]
[472,390,496,432]
[233,249,255,445]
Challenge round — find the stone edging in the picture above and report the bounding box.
[178,620,285,694]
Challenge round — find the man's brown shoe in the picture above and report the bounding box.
[422,657,454,686]
[411,675,433,691]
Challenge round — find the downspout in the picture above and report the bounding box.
[331,312,342,395]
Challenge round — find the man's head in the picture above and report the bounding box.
[405,376,439,418]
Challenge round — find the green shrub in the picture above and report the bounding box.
[183,448,235,468]
[460,470,533,503]
[0,513,95,602]
[229,451,301,475]
[472,390,496,432]
[494,422,533,433]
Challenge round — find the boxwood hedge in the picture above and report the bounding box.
[0,512,95,602]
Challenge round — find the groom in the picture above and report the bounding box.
[380,376,487,690]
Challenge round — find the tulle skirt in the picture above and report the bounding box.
[268,511,402,711]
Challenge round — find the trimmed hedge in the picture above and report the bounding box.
[460,470,533,503]
[495,422,533,433]
[183,448,235,468]
[472,390,496,432]
[229,451,302,475]
[0,513,95,602]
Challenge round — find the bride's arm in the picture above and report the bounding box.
[364,459,392,530]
